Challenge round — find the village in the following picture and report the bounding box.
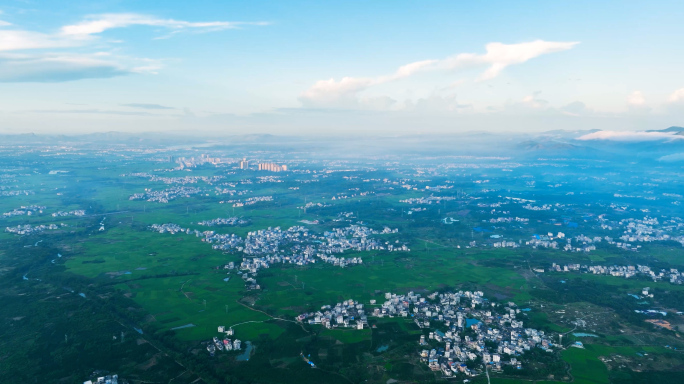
[295,290,557,378]
[5,223,66,235]
[3,205,45,217]
[150,222,409,290]
[548,262,684,285]
[129,186,204,203]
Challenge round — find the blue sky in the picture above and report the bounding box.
[1,0,683,135]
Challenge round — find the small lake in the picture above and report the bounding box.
[376,345,389,353]
[236,341,253,361]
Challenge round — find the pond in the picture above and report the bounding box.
[236,341,253,361]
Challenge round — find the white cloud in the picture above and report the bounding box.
[300,40,578,108]
[658,153,684,162]
[0,30,79,51]
[0,52,128,82]
[0,13,267,82]
[0,14,267,52]
[403,94,472,112]
[60,13,267,36]
[299,77,374,108]
[668,88,684,103]
[0,51,164,82]
[577,130,684,141]
[560,101,594,116]
[299,59,438,107]
[520,92,548,109]
[443,40,579,81]
[627,90,646,106]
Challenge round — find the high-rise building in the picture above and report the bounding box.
[257,162,288,172]
[240,158,249,169]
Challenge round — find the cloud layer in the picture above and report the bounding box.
[300,40,579,108]
[577,130,684,141]
[0,13,268,82]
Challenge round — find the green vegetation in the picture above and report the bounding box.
[2,145,684,383]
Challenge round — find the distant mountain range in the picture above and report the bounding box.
[647,126,684,133]
[2,126,684,162]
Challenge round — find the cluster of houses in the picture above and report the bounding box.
[129,186,203,203]
[150,222,407,289]
[492,241,519,248]
[214,187,250,196]
[256,176,283,183]
[478,212,684,253]
[197,217,249,227]
[230,225,403,289]
[0,189,34,197]
[299,201,331,210]
[83,374,120,384]
[242,196,273,206]
[52,209,86,217]
[617,216,684,247]
[522,204,552,211]
[124,172,223,185]
[149,223,186,234]
[410,291,554,377]
[5,223,65,235]
[207,326,241,356]
[400,195,456,205]
[331,193,360,200]
[228,196,274,207]
[232,225,404,258]
[296,299,368,330]
[486,217,529,223]
[3,205,45,217]
[295,290,556,378]
[523,233,603,253]
[548,263,684,284]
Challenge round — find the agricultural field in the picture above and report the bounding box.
[2,140,684,384]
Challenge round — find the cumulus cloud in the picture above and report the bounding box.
[627,90,646,106]
[300,40,578,108]
[403,94,472,112]
[560,101,594,116]
[519,92,548,109]
[299,77,374,108]
[577,130,684,141]
[668,88,684,103]
[299,59,437,108]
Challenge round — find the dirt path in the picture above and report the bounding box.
[235,299,310,334]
